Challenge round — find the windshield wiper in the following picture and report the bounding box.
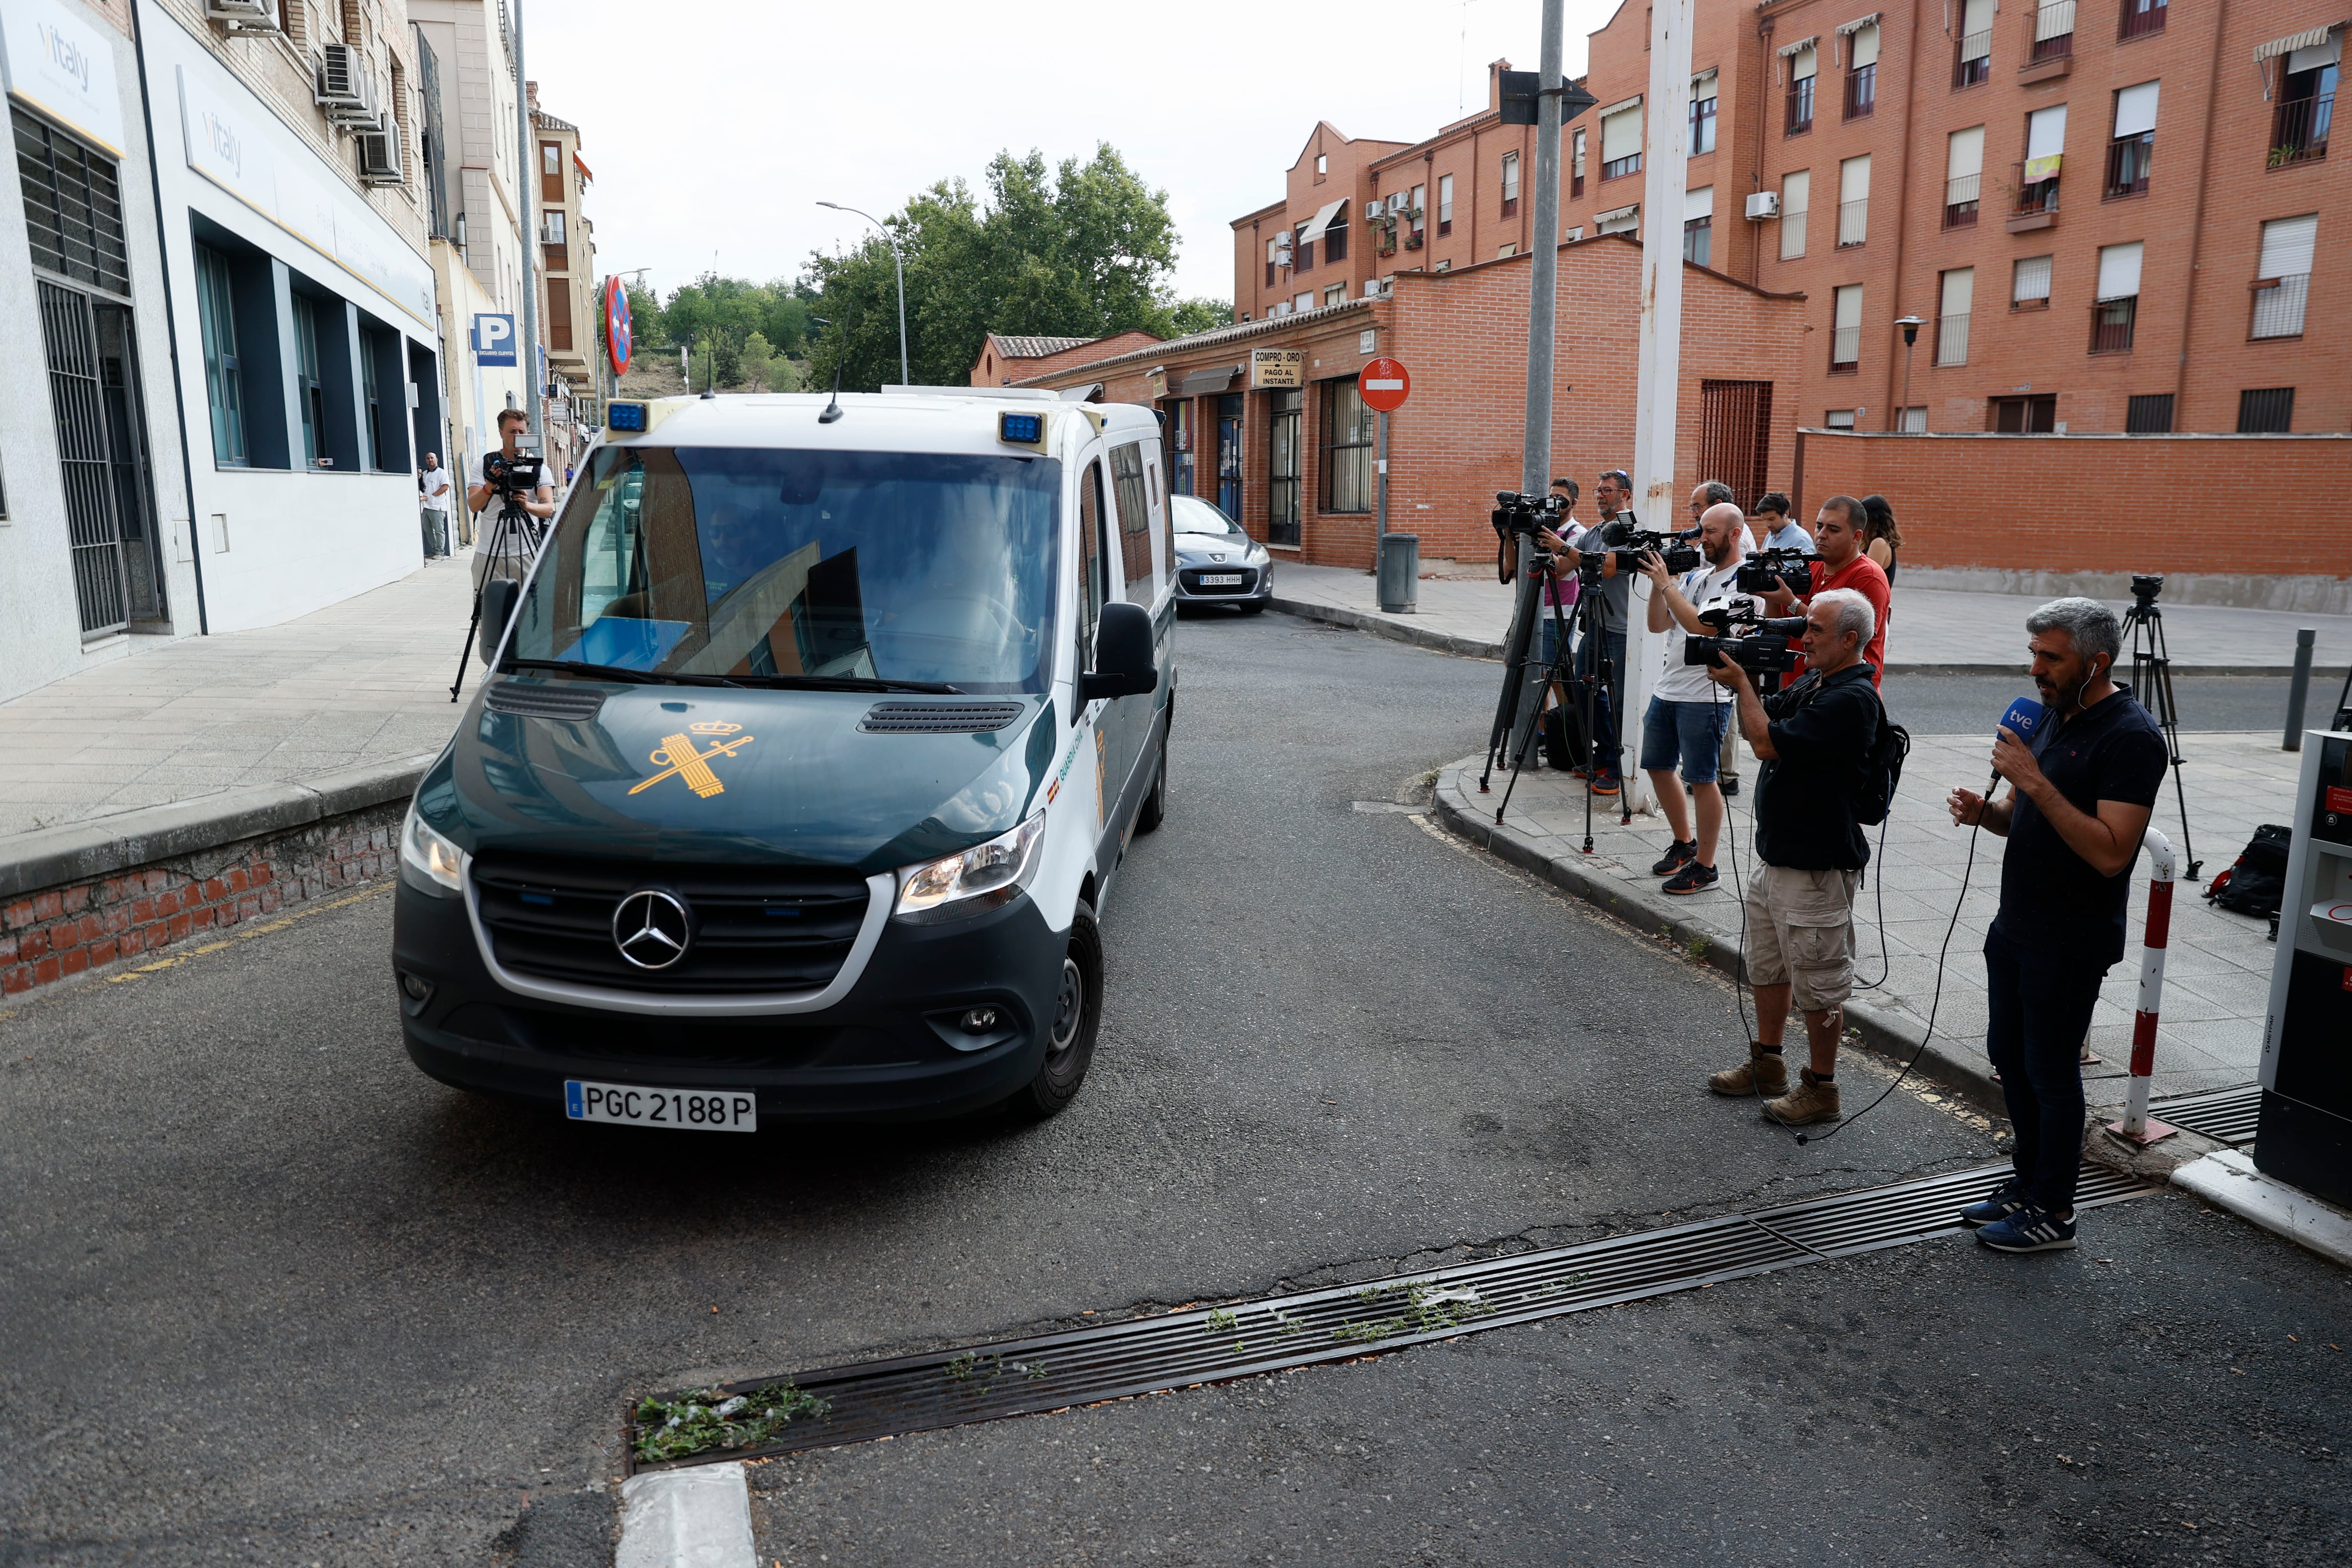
[721,674,965,694]
[505,658,668,685]
[503,660,959,695]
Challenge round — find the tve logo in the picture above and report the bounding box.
[472,313,516,367]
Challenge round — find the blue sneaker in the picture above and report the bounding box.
[1958,1177,2029,1229]
[1976,1200,2077,1253]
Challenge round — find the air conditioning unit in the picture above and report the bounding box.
[315,44,377,124]
[1364,201,1382,221]
[1745,191,1781,220]
[357,117,405,185]
[1388,192,1409,214]
[206,0,283,29]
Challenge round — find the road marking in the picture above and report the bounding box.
[617,1461,755,1568]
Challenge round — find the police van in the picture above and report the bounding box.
[391,389,1176,1128]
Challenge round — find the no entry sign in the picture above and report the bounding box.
[1359,357,1410,413]
[604,277,633,377]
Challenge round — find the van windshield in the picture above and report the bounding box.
[507,446,1062,694]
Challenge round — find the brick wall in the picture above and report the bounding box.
[0,801,405,996]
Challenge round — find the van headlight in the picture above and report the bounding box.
[894,811,1045,922]
[399,804,466,896]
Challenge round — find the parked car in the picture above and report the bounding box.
[1169,495,1272,614]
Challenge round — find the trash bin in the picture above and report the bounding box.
[1377,531,1419,613]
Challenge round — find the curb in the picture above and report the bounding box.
[0,752,440,902]
[1429,760,2007,1114]
[617,1462,756,1568]
[2171,1148,2352,1268]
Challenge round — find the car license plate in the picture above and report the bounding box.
[1197,573,1244,586]
[564,1079,757,1131]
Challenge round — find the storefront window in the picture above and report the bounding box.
[1319,378,1374,514]
[1267,389,1302,546]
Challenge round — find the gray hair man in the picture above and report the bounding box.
[1701,586,1881,1125]
[1944,596,2169,1254]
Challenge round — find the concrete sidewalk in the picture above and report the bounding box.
[1275,561,2352,674]
[1433,728,2291,1110]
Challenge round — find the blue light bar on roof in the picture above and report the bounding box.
[606,401,648,432]
[999,411,1044,446]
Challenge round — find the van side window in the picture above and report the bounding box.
[1077,459,1107,672]
[1108,442,1154,603]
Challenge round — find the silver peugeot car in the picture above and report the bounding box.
[1169,495,1273,614]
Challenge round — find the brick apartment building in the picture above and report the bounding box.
[969,331,1161,387]
[529,84,597,469]
[1010,236,1804,571]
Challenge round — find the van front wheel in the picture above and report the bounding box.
[1012,902,1102,1119]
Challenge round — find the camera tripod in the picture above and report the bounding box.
[1485,553,1629,852]
[448,495,545,702]
[2118,574,2201,879]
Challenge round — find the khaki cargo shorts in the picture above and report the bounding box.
[1744,862,1861,1013]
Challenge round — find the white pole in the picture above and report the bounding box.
[1621,0,1694,817]
[2114,827,2178,1144]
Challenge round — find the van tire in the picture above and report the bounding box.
[1011,901,1102,1120]
[1135,743,1167,834]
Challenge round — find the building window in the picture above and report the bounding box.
[1409,183,1426,243]
[2092,240,2142,351]
[1837,155,1869,246]
[1297,224,1317,272]
[2125,393,2174,432]
[2033,0,2076,63]
[540,140,563,203]
[1956,0,1994,85]
[2252,213,2318,337]
[1319,378,1375,513]
[1433,258,1451,272]
[2107,82,2158,196]
[1825,409,1857,429]
[1787,45,1816,134]
[2016,104,2066,220]
[1831,283,1862,371]
[1945,127,1984,227]
[1690,73,1717,154]
[14,109,131,294]
[1900,406,1928,432]
[1315,152,1328,178]
[1936,268,1973,365]
[1323,282,1346,306]
[2270,40,2337,169]
[1438,173,1454,234]
[2238,387,2295,433]
[1844,23,1878,119]
[1600,101,1643,179]
[541,209,567,270]
[1294,291,1313,313]
[1497,242,1517,258]
[1326,216,1348,263]
[1501,151,1520,217]
[547,279,574,350]
[1780,169,1809,258]
[1571,131,1585,198]
[2012,252,2054,309]
[1683,187,1712,266]
[1268,388,1303,544]
[1596,203,1640,237]
[2120,0,2165,39]
[1265,237,1278,287]
[193,244,246,467]
[359,327,384,471]
[292,296,326,467]
[1990,394,2057,431]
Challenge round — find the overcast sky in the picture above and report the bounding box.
[528,0,1621,307]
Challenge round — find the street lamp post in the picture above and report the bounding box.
[818,201,909,388]
[1894,315,1925,432]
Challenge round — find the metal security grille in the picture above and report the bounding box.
[2238,387,2295,434]
[14,109,129,294]
[39,282,130,637]
[1698,380,1773,511]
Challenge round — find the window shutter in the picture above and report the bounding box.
[2096,241,2143,301]
[1792,44,1818,80]
[1781,168,1810,213]
[2013,254,2053,302]
[1960,0,1995,48]
[2026,105,2067,161]
[2258,214,2319,278]
[1940,267,1975,315]
[1850,23,1880,68]
[1601,102,1643,162]
[1834,284,1863,330]
[1691,68,1717,98]
[2113,82,2160,138]
[1840,154,1870,201]
[1947,126,1985,180]
[2286,37,2342,73]
[1685,185,1713,222]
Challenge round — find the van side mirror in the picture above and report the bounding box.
[1080,601,1157,702]
[477,578,520,667]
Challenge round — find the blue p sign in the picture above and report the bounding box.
[472,313,516,366]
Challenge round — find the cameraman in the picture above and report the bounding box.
[1532,478,1584,671]
[1945,598,2167,1254]
[467,408,556,589]
[1562,469,1637,796]
[1634,501,1755,894]
[1701,588,1881,1126]
[1758,495,1889,689]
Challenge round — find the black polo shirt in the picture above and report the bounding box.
[1992,689,2170,968]
[1754,663,1879,871]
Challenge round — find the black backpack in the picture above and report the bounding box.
[2205,824,2292,919]
[1781,672,1910,826]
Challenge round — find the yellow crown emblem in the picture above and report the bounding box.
[688,720,743,735]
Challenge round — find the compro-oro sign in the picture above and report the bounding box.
[472,313,517,367]
[1249,348,1303,389]
[0,0,127,155]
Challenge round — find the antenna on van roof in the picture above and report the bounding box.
[811,316,845,424]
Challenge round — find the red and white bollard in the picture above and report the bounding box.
[2108,827,2181,1146]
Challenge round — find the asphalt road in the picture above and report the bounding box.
[1,613,2340,1566]
[1879,671,2330,736]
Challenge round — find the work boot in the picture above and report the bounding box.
[1764,1068,1842,1126]
[1708,1044,1787,1097]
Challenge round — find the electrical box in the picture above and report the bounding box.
[2257,732,2352,1208]
[1745,191,1780,220]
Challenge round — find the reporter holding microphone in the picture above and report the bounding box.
[1946,599,2169,1254]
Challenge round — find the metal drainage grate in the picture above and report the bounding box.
[858,701,1028,734]
[628,1158,2156,1472]
[2147,1083,2260,1145]
[483,682,607,722]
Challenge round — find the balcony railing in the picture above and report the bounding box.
[2252,272,2311,338]
[1936,311,1971,366]
[1954,35,1992,87]
[2031,0,2075,61]
[2009,161,2061,226]
[1945,173,1981,227]
[1844,63,1876,119]
[1780,208,1808,258]
[2270,94,2334,168]
[1786,78,1815,134]
[2105,134,2153,197]
[2090,295,2136,353]
[1831,325,1861,370]
[2118,0,2165,39]
[1837,197,1869,246]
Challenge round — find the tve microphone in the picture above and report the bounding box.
[1991,696,2046,787]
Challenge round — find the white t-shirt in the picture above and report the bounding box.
[420,466,453,512]
[1653,557,1760,704]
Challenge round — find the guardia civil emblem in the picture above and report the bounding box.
[628,720,754,800]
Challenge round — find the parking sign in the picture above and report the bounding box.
[472,313,516,366]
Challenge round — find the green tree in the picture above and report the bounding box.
[624,282,663,347]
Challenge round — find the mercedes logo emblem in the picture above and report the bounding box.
[612,889,691,970]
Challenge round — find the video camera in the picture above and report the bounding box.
[1584,515,1701,580]
[1682,605,1809,682]
[1735,546,1821,597]
[1492,487,1574,539]
[482,433,547,501]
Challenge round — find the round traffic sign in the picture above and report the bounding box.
[604,277,633,377]
[1359,357,1410,413]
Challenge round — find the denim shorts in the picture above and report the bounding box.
[1639,696,1732,784]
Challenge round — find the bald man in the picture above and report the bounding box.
[1633,501,1760,894]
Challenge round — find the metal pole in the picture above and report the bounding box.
[1899,340,1914,431]
[2284,628,2317,750]
[892,243,909,387]
[2107,828,2180,1146]
[1377,409,1389,538]
[1502,0,1567,752]
[512,0,540,436]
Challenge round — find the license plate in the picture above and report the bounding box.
[1197,573,1244,586]
[564,1079,757,1131]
